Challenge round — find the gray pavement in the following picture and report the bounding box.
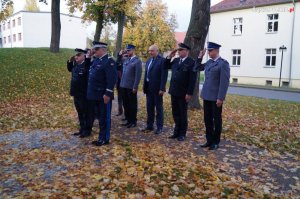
[200,84,300,102]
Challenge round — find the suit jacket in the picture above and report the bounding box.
[143,55,168,94]
[196,57,230,101]
[67,58,91,98]
[165,56,197,97]
[87,54,117,100]
[120,56,142,90]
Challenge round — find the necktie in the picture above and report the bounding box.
[146,58,154,82]
[179,59,183,64]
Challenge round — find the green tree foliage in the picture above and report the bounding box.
[0,0,14,22]
[24,0,40,12]
[67,0,140,42]
[123,0,177,58]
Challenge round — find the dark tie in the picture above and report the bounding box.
[179,59,183,64]
[146,58,154,81]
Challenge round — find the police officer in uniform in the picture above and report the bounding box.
[120,44,142,128]
[85,41,117,146]
[67,48,91,136]
[196,42,230,150]
[165,43,197,141]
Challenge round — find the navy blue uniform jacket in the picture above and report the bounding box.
[87,54,117,100]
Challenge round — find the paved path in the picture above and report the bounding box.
[200,84,300,102]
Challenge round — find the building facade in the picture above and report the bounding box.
[0,11,87,49]
[208,0,300,88]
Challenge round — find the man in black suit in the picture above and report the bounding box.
[165,43,197,141]
[143,45,168,134]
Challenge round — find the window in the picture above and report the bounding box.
[12,19,15,27]
[3,23,5,31]
[13,34,16,42]
[233,17,243,35]
[266,80,272,86]
[8,21,10,29]
[232,49,241,66]
[265,49,276,67]
[18,33,22,41]
[4,37,6,44]
[0,25,1,32]
[232,78,238,83]
[0,38,2,46]
[18,17,21,26]
[267,14,279,32]
[8,36,11,43]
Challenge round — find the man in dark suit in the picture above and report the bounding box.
[67,48,91,137]
[142,45,168,134]
[196,42,230,150]
[165,43,197,141]
[85,41,117,146]
[120,44,142,128]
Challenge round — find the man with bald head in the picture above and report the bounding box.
[142,45,168,134]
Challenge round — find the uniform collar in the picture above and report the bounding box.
[213,56,220,62]
[179,56,188,62]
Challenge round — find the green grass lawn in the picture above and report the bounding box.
[0,48,299,155]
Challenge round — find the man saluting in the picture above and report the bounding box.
[165,43,197,141]
[196,42,230,150]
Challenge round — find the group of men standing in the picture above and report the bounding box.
[67,41,230,150]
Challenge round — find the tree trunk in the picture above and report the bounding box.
[93,9,104,42]
[115,11,126,58]
[184,0,210,109]
[50,0,61,53]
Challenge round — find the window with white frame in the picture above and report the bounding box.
[13,34,16,42]
[0,25,1,32]
[18,33,22,41]
[13,19,15,27]
[4,37,6,44]
[267,14,279,32]
[233,17,243,35]
[232,49,241,66]
[8,36,11,43]
[3,23,5,31]
[8,21,10,29]
[265,49,276,67]
[18,17,21,26]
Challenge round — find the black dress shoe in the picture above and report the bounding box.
[155,129,163,135]
[127,123,137,128]
[209,144,219,150]
[200,142,211,148]
[79,133,91,138]
[121,122,130,126]
[92,140,109,146]
[177,136,186,141]
[141,127,154,132]
[73,132,82,136]
[168,134,179,139]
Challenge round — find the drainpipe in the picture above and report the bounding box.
[289,0,296,87]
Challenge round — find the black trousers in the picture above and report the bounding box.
[121,88,138,124]
[74,96,88,133]
[171,95,188,137]
[116,78,123,114]
[203,100,223,145]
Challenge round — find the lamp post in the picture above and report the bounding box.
[279,45,287,87]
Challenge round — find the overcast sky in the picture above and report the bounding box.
[12,0,222,32]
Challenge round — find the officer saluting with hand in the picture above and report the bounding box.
[67,48,91,137]
[165,43,197,141]
[196,42,230,150]
[85,41,117,146]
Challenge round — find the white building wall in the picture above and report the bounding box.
[207,3,300,88]
[291,2,300,87]
[0,11,87,49]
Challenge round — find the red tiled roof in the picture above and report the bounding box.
[211,0,298,13]
[175,32,186,44]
